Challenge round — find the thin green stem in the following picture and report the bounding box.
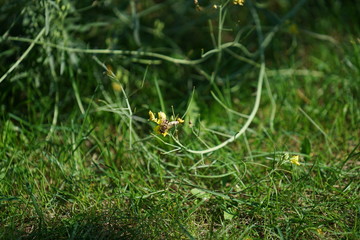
[6,36,209,65]
[0,28,45,84]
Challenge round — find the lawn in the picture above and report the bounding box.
[0,0,359,239]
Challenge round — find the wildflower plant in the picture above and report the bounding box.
[149,110,184,137]
[281,153,301,166]
[290,155,301,166]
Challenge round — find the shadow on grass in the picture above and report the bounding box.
[3,210,176,240]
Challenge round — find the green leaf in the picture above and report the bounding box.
[190,188,211,200]
[224,209,234,220]
[301,137,311,160]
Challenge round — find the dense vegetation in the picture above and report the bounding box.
[1,0,359,239]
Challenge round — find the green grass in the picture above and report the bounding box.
[1,0,359,239]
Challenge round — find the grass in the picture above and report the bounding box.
[1,0,359,239]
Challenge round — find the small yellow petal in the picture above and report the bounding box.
[154,125,168,137]
[149,110,158,123]
[176,117,184,124]
[290,155,301,166]
[157,111,167,123]
[316,228,324,235]
[154,125,161,134]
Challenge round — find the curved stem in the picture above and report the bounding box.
[175,0,267,155]
[177,63,265,154]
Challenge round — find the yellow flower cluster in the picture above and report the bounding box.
[149,110,184,137]
[233,0,245,5]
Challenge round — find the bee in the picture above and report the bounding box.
[158,119,182,135]
[158,120,170,135]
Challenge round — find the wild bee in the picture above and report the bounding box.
[158,119,180,134]
[158,120,170,134]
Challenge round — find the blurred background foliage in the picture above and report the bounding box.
[0,0,359,133]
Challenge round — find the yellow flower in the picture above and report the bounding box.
[233,0,245,5]
[290,155,301,166]
[148,110,184,137]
